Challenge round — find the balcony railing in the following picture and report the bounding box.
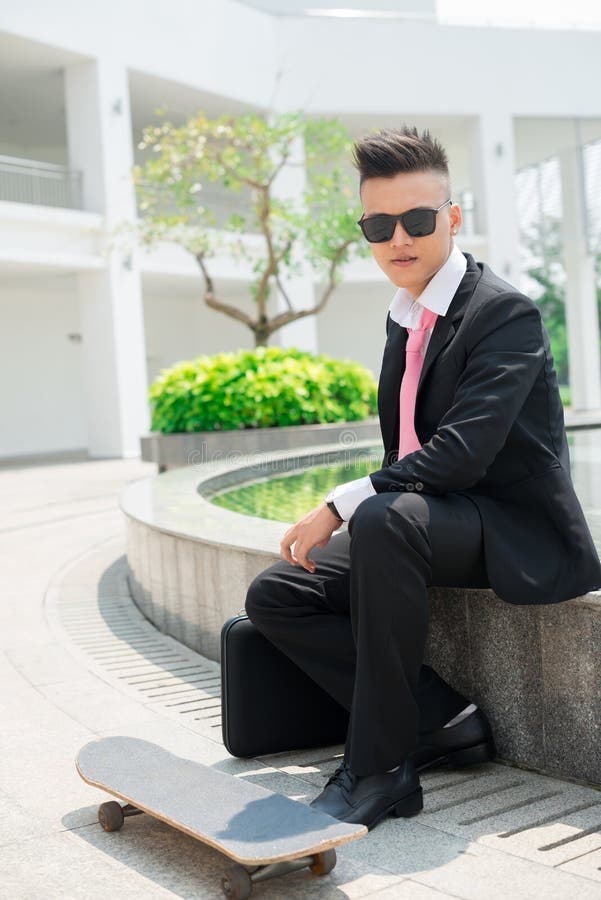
[0,155,83,210]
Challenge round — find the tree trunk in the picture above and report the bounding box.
[253,314,271,347]
[254,328,270,347]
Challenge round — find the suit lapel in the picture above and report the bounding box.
[416,316,456,401]
[415,253,481,402]
[377,316,405,456]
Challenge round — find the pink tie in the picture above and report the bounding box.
[398,305,438,458]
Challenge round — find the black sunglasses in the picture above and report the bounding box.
[357,199,453,242]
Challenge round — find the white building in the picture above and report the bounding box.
[1,0,600,461]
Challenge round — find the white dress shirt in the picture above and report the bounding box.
[326,244,467,522]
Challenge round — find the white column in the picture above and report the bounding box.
[559,134,601,412]
[271,135,318,353]
[470,113,520,286]
[64,58,150,458]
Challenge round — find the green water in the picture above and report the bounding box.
[211,457,378,523]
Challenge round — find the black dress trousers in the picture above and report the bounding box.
[245,490,490,776]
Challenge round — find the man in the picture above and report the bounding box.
[245,126,601,831]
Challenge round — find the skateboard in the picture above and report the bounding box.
[76,736,367,898]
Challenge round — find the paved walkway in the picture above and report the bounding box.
[1,457,601,899]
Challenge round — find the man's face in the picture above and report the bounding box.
[359,169,462,297]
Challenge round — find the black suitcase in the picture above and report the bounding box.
[221,613,349,758]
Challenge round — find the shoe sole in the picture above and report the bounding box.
[366,785,424,831]
[416,739,496,774]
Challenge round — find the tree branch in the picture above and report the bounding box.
[266,239,353,333]
[195,253,255,327]
[267,144,292,187]
[275,274,294,311]
[255,237,292,309]
[213,149,264,191]
[254,182,292,317]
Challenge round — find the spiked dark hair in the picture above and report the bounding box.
[353,125,450,193]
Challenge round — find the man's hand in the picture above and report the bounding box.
[280,501,343,573]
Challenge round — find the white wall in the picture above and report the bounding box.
[0,202,103,268]
[0,1,277,111]
[514,117,601,169]
[0,276,87,458]
[273,17,601,118]
[142,277,278,384]
[143,291,206,385]
[240,0,435,13]
[2,2,600,122]
[317,280,393,378]
[0,142,66,164]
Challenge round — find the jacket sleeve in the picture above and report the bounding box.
[369,293,546,496]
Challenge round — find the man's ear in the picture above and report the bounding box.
[450,203,463,234]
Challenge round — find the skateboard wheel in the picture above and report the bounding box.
[98,801,125,832]
[310,848,337,876]
[221,864,252,899]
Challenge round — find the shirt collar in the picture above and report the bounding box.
[388,243,467,329]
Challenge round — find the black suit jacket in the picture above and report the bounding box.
[368,251,601,605]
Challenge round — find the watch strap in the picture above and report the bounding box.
[326,499,343,521]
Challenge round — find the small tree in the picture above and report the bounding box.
[521,217,569,383]
[132,110,368,346]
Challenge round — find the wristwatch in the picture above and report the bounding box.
[325,499,343,521]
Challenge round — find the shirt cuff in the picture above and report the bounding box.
[325,475,376,521]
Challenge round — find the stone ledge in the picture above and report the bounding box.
[424,586,601,786]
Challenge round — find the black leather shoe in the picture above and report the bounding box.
[413,704,496,773]
[310,758,423,831]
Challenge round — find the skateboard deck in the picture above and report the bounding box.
[76,736,367,898]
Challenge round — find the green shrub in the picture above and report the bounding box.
[149,346,378,433]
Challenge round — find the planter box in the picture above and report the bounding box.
[140,417,381,471]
